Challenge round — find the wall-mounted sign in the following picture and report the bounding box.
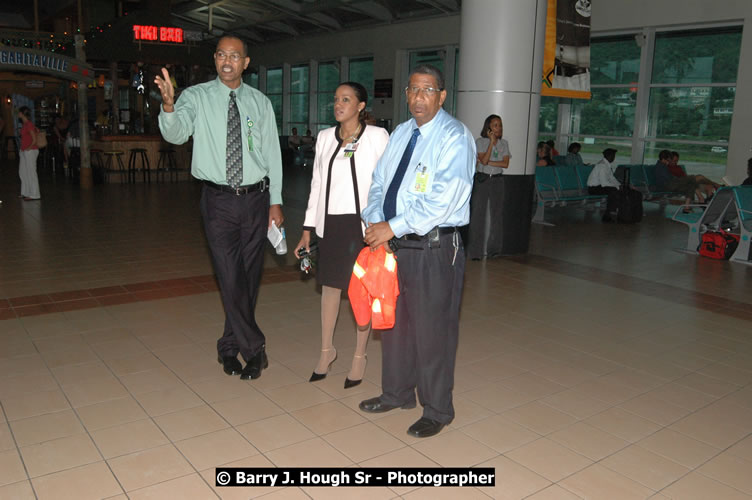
[0,47,94,82]
[133,25,184,43]
[25,80,45,88]
[374,79,393,99]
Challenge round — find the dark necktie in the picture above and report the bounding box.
[383,128,420,220]
[226,90,242,188]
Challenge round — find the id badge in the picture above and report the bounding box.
[414,164,429,193]
[343,142,358,158]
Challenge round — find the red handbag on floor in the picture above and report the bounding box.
[698,231,740,259]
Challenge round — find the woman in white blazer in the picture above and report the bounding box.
[294,82,389,388]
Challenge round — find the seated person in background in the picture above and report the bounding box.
[669,151,720,199]
[546,140,559,157]
[586,148,620,222]
[564,142,585,166]
[287,127,302,149]
[300,128,315,165]
[287,127,304,165]
[536,141,555,167]
[302,129,314,148]
[742,158,752,186]
[655,149,705,210]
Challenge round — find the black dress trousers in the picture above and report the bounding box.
[200,184,269,362]
[379,232,465,425]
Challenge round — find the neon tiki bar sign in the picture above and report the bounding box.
[132,25,184,43]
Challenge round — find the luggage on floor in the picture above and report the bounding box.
[616,188,643,224]
[698,231,740,259]
[616,167,643,224]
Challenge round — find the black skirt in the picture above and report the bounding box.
[316,213,365,290]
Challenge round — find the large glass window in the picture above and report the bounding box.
[652,28,742,84]
[266,67,283,134]
[571,87,636,138]
[590,37,641,85]
[646,27,741,178]
[538,95,560,135]
[542,36,640,164]
[289,64,309,134]
[409,50,444,75]
[316,61,339,130]
[244,72,258,89]
[537,27,742,176]
[349,57,373,112]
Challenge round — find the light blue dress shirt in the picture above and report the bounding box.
[362,109,476,238]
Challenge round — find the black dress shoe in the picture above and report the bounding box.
[358,396,415,413]
[240,349,268,380]
[407,417,445,438]
[344,377,361,389]
[217,355,242,376]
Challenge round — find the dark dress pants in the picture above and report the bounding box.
[588,185,618,213]
[467,175,504,259]
[200,185,269,362]
[380,232,465,425]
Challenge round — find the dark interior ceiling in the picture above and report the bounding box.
[165,0,461,44]
[1,0,461,46]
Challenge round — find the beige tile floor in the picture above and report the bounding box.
[1,161,752,498]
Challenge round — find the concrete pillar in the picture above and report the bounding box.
[457,0,548,175]
[457,0,548,254]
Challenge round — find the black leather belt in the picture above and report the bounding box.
[400,226,457,241]
[389,226,457,251]
[204,177,268,195]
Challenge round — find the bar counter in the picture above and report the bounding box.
[90,135,191,173]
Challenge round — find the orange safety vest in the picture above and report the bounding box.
[347,245,399,329]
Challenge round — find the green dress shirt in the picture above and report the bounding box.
[158,77,283,205]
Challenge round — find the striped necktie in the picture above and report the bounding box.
[226,90,243,188]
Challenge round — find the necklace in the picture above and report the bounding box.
[339,123,361,143]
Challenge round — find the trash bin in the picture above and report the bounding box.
[497,174,535,255]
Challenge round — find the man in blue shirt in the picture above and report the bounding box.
[155,36,283,381]
[358,65,475,438]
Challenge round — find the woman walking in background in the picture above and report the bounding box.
[18,107,41,201]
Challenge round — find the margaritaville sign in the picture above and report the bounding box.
[0,46,94,82]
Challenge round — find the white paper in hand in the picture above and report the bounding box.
[267,221,283,248]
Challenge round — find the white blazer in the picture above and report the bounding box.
[304,124,389,237]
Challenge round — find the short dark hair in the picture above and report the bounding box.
[568,142,581,153]
[603,148,617,158]
[658,149,672,161]
[671,151,680,159]
[480,114,501,139]
[747,157,752,176]
[217,35,248,57]
[546,140,555,148]
[338,81,369,120]
[409,64,445,90]
[18,106,31,119]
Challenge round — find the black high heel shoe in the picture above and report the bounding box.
[344,354,366,389]
[309,348,337,382]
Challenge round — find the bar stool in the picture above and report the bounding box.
[128,148,150,183]
[103,150,126,183]
[90,148,105,183]
[156,148,178,182]
[4,136,18,161]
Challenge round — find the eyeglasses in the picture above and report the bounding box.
[405,86,443,96]
[215,51,243,62]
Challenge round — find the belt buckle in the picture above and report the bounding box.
[259,178,268,192]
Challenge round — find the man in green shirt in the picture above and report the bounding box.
[155,36,283,380]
